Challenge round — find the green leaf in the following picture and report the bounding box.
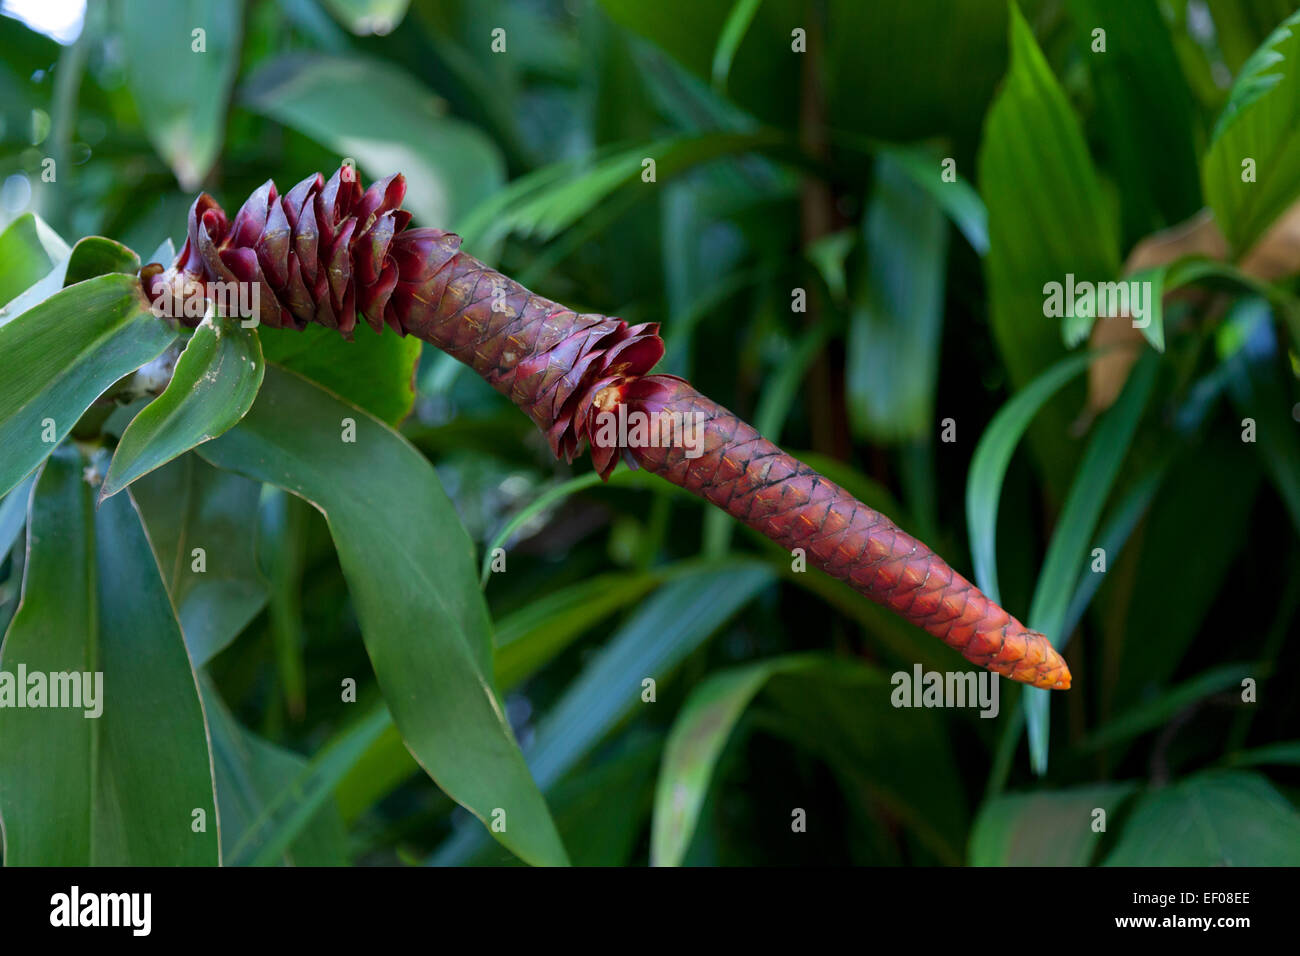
[651,652,828,867]
[0,213,68,307]
[317,0,410,35]
[1203,9,1300,255]
[201,676,348,866]
[224,701,390,867]
[121,0,242,190]
[966,351,1094,605]
[1,235,139,329]
[711,0,763,92]
[198,364,567,866]
[1078,663,1259,753]
[257,322,419,426]
[63,236,141,287]
[1023,352,1160,772]
[102,314,263,499]
[979,3,1119,494]
[1067,0,1201,243]
[878,145,989,255]
[132,455,268,667]
[0,273,178,499]
[457,132,780,251]
[430,561,773,865]
[242,53,505,229]
[0,450,219,864]
[494,570,667,690]
[0,475,34,566]
[846,151,949,442]
[1104,771,1300,865]
[969,783,1136,865]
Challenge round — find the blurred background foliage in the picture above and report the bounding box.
[1,0,1299,866]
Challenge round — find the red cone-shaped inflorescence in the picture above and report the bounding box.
[146,166,663,468]
[606,375,1072,690]
[152,166,1070,690]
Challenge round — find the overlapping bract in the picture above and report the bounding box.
[618,375,1072,690]
[150,166,664,468]
[151,166,1070,690]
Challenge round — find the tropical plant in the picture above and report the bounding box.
[0,0,1297,868]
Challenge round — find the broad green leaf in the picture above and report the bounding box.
[1023,352,1159,772]
[318,0,410,35]
[430,561,773,865]
[257,322,419,426]
[1104,771,1300,865]
[1068,0,1200,244]
[847,152,949,442]
[1,235,139,329]
[102,314,263,499]
[651,653,827,866]
[63,236,141,287]
[979,4,1119,494]
[1203,9,1300,255]
[201,676,348,866]
[243,53,504,229]
[969,783,1136,865]
[133,455,268,667]
[0,213,67,306]
[1207,0,1299,73]
[966,351,1094,605]
[198,364,567,866]
[122,0,242,190]
[0,450,219,865]
[0,273,178,499]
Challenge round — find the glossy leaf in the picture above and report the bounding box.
[1104,771,1300,865]
[102,314,263,499]
[198,364,567,866]
[969,783,1136,865]
[0,450,219,864]
[1203,9,1300,255]
[0,213,67,307]
[257,322,419,426]
[122,0,242,189]
[651,653,827,866]
[979,4,1119,493]
[0,274,177,499]
[132,455,269,667]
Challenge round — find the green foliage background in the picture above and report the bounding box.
[0,0,1298,866]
